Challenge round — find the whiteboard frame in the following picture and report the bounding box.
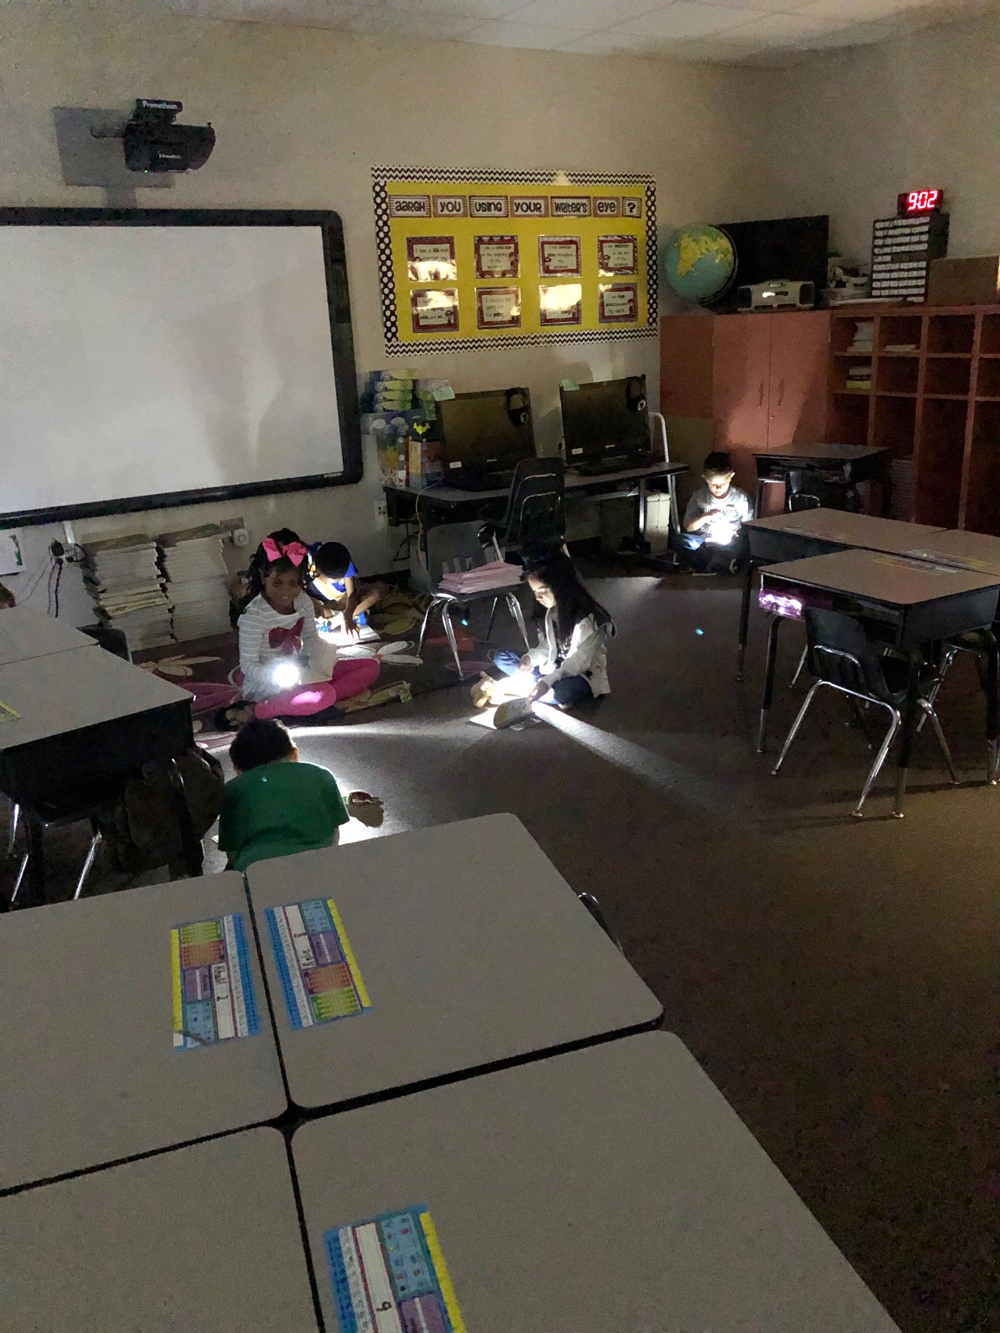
[0,207,362,527]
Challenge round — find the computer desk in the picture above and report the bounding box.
[0,1128,319,1332]
[245,813,662,1111]
[384,459,687,548]
[292,1032,900,1333]
[0,606,97,666]
[738,509,949,678]
[755,548,1000,798]
[0,645,200,905]
[0,872,285,1191]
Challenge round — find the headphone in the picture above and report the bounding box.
[625,375,647,414]
[505,387,530,428]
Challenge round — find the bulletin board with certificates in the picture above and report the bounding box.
[373,166,656,354]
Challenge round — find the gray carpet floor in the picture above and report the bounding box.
[6,572,997,1332]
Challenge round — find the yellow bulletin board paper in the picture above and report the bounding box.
[373,166,657,354]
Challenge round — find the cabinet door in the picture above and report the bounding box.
[660,314,715,418]
[712,315,771,449]
[768,311,830,446]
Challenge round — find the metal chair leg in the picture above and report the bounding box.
[7,802,19,856]
[506,592,531,652]
[10,851,28,905]
[416,601,434,656]
[916,647,956,733]
[440,603,465,679]
[790,644,809,690]
[855,706,901,817]
[919,701,958,785]
[771,680,822,776]
[485,598,499,642]
[73,828,103,901]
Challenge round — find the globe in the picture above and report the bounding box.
[664,224,736,304]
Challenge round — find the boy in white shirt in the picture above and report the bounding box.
[680,450,753,574]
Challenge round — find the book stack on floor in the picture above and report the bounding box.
[81,534,175,651]
[158,525,233,644]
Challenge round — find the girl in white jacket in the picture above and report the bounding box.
[490,552,614,708]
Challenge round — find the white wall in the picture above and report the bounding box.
[0,0,767,624]
[745,12,1000,268]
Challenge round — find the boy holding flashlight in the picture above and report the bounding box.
[680,451,753,574]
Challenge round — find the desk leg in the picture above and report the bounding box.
[756,614,782,754]
[167,759,204,879]
[24,809,45,908]
[894,652,921,818]
[738,560,757,681]
[983,628,999,784]
[635,477,649,554]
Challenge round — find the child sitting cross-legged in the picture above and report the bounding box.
[218,718,381,872]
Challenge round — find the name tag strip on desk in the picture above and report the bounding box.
[325,1205,467,1333]
[265,897,371,1029]
[0,701,19,722]
[171,913,260,1050]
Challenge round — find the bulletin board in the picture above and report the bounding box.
[373,166,657,355]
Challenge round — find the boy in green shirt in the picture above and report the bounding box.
[219,718,371,872]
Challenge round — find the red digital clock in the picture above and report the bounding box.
[897,189,943,215]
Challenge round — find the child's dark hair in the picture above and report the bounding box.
[703,450,734,477]
[242,528,307,610]
[525,551,613,647]
[230,718,294,772]
[313,542,352,579]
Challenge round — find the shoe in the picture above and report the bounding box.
[298,703,345,725]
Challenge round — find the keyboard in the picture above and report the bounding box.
[574,452,657,476]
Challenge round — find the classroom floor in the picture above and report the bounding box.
[6,572,997,1333]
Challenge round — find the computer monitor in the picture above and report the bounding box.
[560,375,650,469]
[437,387,535,482]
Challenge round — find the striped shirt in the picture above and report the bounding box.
[238,592,328,701]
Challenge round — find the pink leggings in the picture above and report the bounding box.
[255,658,381,719]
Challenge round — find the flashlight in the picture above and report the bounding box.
[271,660,301,691]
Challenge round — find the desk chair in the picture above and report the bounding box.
[771,607,956,818]
[919,626,1000,782]
[787,468,861,514]
[415,522,531,680]
[9,782,119,905]
[483,457,566,565]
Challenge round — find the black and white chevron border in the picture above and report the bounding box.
[372,166,658,356]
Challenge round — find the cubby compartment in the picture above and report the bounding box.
[924,356,972,397]
[927,313,975,354]
[828,393,870,448]
[975,357,1000,399]
[831,315,874,356]
[872,393,916,457]
[878,315,922,354]
[876,355,918,395]
[980,313,1000,355]
[963,402,1000,534]
[915,398,968,528]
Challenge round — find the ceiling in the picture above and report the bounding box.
[159,0,994,64]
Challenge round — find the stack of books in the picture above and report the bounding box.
[844,365,873,394]
[81,534,174,651]
[438,560,523,596]
[890,458,916,522]
[847,321,874,354]
[158,525,233,643]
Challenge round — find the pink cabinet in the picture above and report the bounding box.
[768,311,831,445]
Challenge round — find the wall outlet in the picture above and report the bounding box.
[232,527,250,548]
[374,500,388,528]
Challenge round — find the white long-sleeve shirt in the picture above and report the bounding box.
[527,609,612,696]
[238,592,333,701]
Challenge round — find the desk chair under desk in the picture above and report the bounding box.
[754,548,1000,810]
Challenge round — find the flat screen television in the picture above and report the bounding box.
[437,388,534,483]
[560,375,649,469]
[710,215,829,312]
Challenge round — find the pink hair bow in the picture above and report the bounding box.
[262,537,307,566]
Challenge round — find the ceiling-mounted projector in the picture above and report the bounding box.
[122,99,215,173]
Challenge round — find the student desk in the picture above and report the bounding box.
[738,509,948,678]
[755,549,1000,796]
[0,1128,318,1331]
[246,813,662,1111]
[903,528,1000,576]
[384,459,688,547]
[0,605,97,665]
[753,442,888,514]
[0,645,199,905]
[292,1032,900,1333]
[0,872,284,1191]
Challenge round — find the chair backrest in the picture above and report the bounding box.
[804,607,892,701]
[500,457,566,551]
[788,468,861,514]
[424,521,492,589]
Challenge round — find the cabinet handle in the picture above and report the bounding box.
[758,381,765,407]
[778,378,785,406]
